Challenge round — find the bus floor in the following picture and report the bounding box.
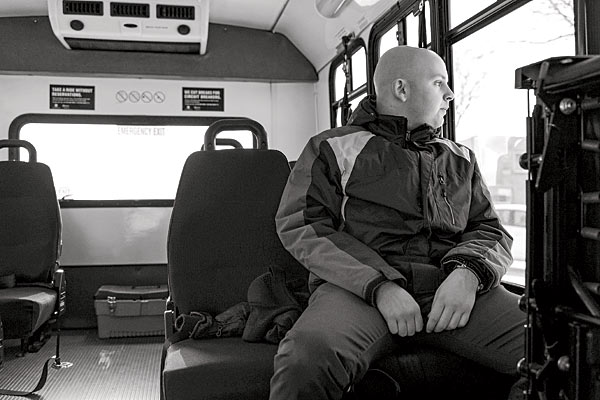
[0,329,162,400]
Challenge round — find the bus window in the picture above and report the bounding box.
[377,1,432,56]
[450,0,575,285]
[369,1,432,96]
[17,118,256,201]
[405,0,430,48]
[379,24,403,56]
[449,0,496,29]
[352,48,367,91]
[335,95,366,127]
[329,39,367,127]
[214,130,254,149]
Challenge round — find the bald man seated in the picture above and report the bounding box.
[270,46,525,400]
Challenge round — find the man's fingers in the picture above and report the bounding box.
[446,312,462,331]
[406,317,417,336]
[414,313,424,333]
[386,319,398,335]
[457,311,471,328]
[426,303,442,333]
[434,308,452,332]
[375,283,424,337]
[397,321,408,337]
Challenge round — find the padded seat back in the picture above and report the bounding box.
[0,139,61,284]
[167,149,306,316]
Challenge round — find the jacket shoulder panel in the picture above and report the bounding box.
[325,130,375,191]
[431,138,472,163]
[310,125,367,145]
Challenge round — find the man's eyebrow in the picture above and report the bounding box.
[432,74,448,80]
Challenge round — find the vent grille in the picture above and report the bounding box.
[110,2,150,18]
[156,5,195,20]
[65,38,201,54]
[63,1,104,15]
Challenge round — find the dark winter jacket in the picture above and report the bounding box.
[275,96,513,306]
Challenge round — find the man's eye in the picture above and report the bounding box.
[434,81,443,86]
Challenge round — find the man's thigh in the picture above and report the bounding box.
[409,285,525,375]
[285,282,396,377]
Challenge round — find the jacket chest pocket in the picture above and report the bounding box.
[429,171,470,231]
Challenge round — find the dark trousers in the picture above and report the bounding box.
[269,282,524,400]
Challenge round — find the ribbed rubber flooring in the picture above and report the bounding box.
[0,330,163,400]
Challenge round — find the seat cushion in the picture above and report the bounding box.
[0,287,57,339]
[370,347,514,400]
[163,339,514,400]
[162,337,277,400]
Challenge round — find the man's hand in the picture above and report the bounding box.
[375,281,423,337]
[426,268,478,333]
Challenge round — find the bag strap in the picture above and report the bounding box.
[0,356,52,396]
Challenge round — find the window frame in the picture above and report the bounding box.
[368,0,435,95]
[8,113,258,208]
[365,0,557,290]
[328,37,367,128]
[440,0,574,290]
[367,3,406,96]
[441,0,533,141]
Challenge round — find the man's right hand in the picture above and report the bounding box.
[375,281,423,337]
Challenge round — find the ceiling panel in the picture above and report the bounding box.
[0,0,397,71]
[276,0,395,71]
[0,0,46,16]
[209,0,288,31]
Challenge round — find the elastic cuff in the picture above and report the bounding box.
[443,257,493,292]
[364,275,388,307]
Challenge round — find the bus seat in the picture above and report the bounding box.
[0,139,65,355]
[161,133,512,400]
[353,345,514,400]
[162,148,307,400]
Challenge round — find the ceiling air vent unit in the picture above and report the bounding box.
[48,0,209,54]
[157,5,194,20]
[63,1,104,15]
[110,2,150,18]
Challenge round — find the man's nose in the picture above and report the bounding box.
[444,88,454,102]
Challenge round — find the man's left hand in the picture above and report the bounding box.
[425,268,478,333]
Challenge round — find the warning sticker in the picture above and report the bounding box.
[182,88,224,111]
[50,85,95,110]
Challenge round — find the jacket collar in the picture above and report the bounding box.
[347,95,440,146]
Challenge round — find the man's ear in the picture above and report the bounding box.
[392,79,408,102]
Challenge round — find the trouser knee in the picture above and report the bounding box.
[274,328,345,379]
[271,329,352,399]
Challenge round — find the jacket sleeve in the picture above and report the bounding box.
[441,154,513,292]
[275,133,406,305]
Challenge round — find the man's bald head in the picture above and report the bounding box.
[373,46,454,129]
[373,46,433,97]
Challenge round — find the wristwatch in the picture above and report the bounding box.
[453,263,484,292]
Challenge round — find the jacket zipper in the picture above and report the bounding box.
[438,175,455,225]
